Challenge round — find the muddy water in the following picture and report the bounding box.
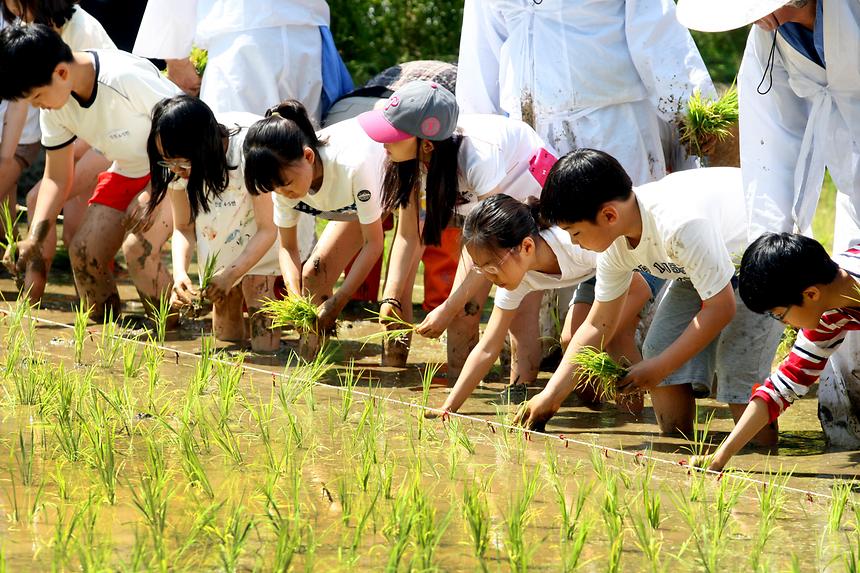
[0,278,858,571]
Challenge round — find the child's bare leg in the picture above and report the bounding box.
[381,243,422,367]
[25,149,109,300]
[301,220,363,302]
[69,204,126,320]
[212,285,246,342]
[445,272,493,380]
[121,190,174,318]
[242,274,280,352]
[508,290,543,386]
[648,383,696,436]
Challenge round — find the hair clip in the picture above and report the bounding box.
[269,110,282,118]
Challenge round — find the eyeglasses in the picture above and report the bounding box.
[764,305,791,322]
[157,158,192,171]
[472,247,516,275]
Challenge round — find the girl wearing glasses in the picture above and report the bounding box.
[243,100,387,356]
[147,95,281,351]
[358,80,555,375]
[429,194,652,415]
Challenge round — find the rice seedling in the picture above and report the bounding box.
[337,360,361,421]
[246,391,278,472]
[209,502,255,573]
[14,425,35,486]
[75,489,112,572]
[188,334,215,396]
[81,393,121,504]
[96,382,136,436]
[214,353,244,423]
[177,423,214,498]
[383,488,415,571]
[750,466,791,572]
[12,357,43,405]
[673,468,745,573]
[277,350,333,408]
[198,250,220,293]
[417,362,442,441]
[445,416,476,455]
[679,86,739,158]
[555,476,594,541]
[95,311,126,370]
[285,410,305,451]
[3,470,20,523]
[461,476,491,568]
[52,500,86,570]
[205,410,244,466]
[505,466,541,573]
[410,480,451,572]
[0,201,22,274]
[172,501,223,565]
[828,480,854,533]
[73,303,92,365]
[601,472,624,555]
[260,294,319,334]
[357,308,417,346]
[561,512,593,573]
[628,501,663,573]
[129,438,174,568]
[640,460,662,530]
[682,405,717,460]
[572,346,627,401]
[151,294,172,344]
[122,341,142,381]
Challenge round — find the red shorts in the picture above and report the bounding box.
[88,172,151,212]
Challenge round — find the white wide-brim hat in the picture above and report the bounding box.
[676,0,789,32]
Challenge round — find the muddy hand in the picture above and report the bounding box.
[512,392,557,432]
[203,271,232,306]
[617,358,666,395]
[8,237,41,276]
[416,304,453,339]
[317,298,339,334]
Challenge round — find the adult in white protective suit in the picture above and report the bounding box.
[456,0,716,184]
[132,0,345,259]
[678,0,860,448]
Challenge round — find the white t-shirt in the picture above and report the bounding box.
[452,114,547,215]
[595,167,748,303]
[40,50,180,178]
[187,112,279,281]
[61,6,116,50]
[494,226,598,310]
[272,118,386,228]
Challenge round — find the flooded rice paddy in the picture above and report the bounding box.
[0,277,859,572]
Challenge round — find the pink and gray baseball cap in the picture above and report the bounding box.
[358,80,459,143]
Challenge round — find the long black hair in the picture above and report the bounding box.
[2,0,77,28]
[462,194,544,253]
[146,95,235,222]
[381,133,463,246]
[243,100,326,195]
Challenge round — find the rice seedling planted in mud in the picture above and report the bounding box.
[751,467,791,572]
[129,438,174,568]
[505,466,542,573]
[383,489,415,571]
[73,304,92,365]
[572,346,627,400]
[680,86,739,158]
[358,308,417,346]
[96,312,125,369]
[260,294,319,334]
[828,480,854,533]
[209,502,255,573]
[461,476,491,567]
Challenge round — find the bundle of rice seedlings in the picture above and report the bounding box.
[775,325,798,362]
[198,251,220,293]
[680,86,739,158]
[571,346,628,401]
[259,294,319,334]
[190,46,208,75]
[0,201,22,272]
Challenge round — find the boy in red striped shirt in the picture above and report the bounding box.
[705,232,860,471]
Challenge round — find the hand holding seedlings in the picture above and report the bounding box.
[202,270,233,306]
[616,357,668,395]
[172,275,198,306]
[0,201,22,277]
[317,297,339,334]
[260,294,320,334]
[679,86,739,159]
[572,346,629,400]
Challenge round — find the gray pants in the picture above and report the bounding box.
[642,279,783,405]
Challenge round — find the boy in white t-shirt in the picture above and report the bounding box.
[0,24,179,320]
[514,149,783,441]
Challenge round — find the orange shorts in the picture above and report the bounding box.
[88,172,151,212]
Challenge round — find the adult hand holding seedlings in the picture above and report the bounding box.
[617,357,671,394]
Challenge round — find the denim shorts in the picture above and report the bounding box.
[642,279,783,404]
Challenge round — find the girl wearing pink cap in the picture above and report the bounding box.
[358,80,556,387]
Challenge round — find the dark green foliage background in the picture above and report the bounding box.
[328,1,749,86]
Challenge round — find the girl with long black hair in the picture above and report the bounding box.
[147,95,281,351]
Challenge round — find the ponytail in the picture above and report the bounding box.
[243,100,326,195]
[462,194,544,252]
